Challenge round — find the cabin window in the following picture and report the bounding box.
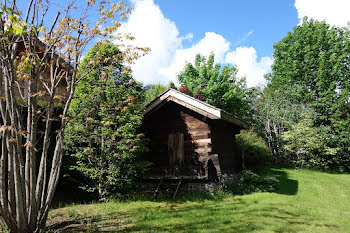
[168,132,184,167]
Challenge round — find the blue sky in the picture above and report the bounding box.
[120,0,350,87]
[153,0,298,57]
[16,0,350,87]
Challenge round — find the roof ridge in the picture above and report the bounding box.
[144,88,249,128]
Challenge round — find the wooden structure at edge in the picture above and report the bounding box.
[1,41,68,102]
[142,89,249,180]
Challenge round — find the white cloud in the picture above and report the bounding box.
[225,47,273,87]
[159,32,230,84]
[119,0,186,84]
[294,0,350,27]
[120,0,272,87]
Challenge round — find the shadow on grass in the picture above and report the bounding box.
[52,166,299,209]
[52,183,97,208]
[140,167,299,203]
[265,168,299,195]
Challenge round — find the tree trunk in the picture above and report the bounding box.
[0,0,135,231]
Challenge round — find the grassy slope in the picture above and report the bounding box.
[48,169,350,232]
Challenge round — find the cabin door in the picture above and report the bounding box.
[168,133,184,168]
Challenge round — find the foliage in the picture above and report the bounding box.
[270,18,350,117]
[220,170,279,195]
[177,53,249,118]
[65,41,149,199]
[252,85,306,157]
[261,19,350,170]
[143,83,168,106]
[236,130,271,169]
[0,1,146,232]
[179,85,190,95]
[282,112,339,169]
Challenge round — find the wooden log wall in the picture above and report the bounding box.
[142,100,243,178]
[142,101,212,177]
[209,120,242,173]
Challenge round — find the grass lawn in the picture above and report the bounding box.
[47,168,350,232]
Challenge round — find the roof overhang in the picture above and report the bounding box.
[144,89,249,129]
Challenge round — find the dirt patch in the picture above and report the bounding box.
[47,211,133,232]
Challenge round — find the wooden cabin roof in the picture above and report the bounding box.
[144,88,249,128]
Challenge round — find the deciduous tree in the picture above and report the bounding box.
[143,83,167,106]
[65,41,149,199]
[265,18,350,170]
[177,53,249,118]
[0,1,144,232]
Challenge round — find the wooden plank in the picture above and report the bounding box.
[195,147,212,154]
[168,134,175,167]
[185,124,209,130]
[190,135,211,140]
[187,127,210,132]
[177,133,184,165]
[168,133,184,168]
[192,138,211,144]
[188,131,210,137]
[184,116,207,123]
[184,119,209,128]
[184,139,211,147]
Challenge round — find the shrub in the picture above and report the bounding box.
[282,112,339,170]
[179,86,190,95]
[236,130,271,168]
[194,89,206,101]
[220,170,279,195]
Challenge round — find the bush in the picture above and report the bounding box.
[220,170,279,195]
[179,86,190,95]
[236,130,271,168]
[282,112,339,170]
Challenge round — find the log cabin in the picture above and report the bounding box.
[142,88,249,181]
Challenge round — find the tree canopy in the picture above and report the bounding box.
[269,18,350,123]
[177,53,249,118]
[65,41,149,198]
[261,18,350,170]
[143,83,168,106]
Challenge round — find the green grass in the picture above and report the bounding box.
[48,168,350,232]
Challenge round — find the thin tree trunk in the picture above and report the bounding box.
[0,0,133,231]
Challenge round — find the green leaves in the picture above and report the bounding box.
[65,41,148,198]
[8,13,15,22]
[0,7,28,36]
[23,64,32,71]
[12,25,23,35]
[265,18,350,170]
[177,53,249,119]
[282,111,339,169]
